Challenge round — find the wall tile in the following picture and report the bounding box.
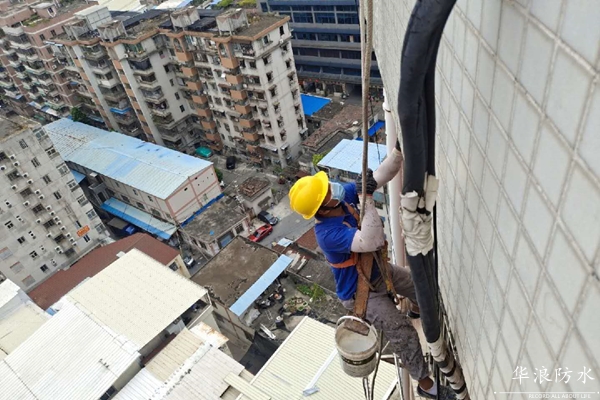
[469,134,485,187]
[456,155,468,196]
[466,175,481,219]
[525,320,557,374]
[491,65,516,132]
[491,360,507,393]
[481,300,500,347]
[463,26,479,81]
[495,340,514,392]
[560,335,600,394]
[466,0,482,30]
[532,123,571,207]
[449,95,461,139]
[519,22,554,106]
[461,76,475,122]
[507,275,530,336]
[480,0,502,51]
[497,2,526,75]
[535,277,570,355]
[501,311,522,363]
[482,165,501,216]
[561,0,600,65]
[561,165,600,262]
[523,186,554,258]
[547,227,589,313]
[476,45,496,105]
[487,119,508,178]
[454,13,467,60]
[530,0,563,31]
[514,234,541,300]
[497,195,519,254]
[503,147,528,212]
[486,273,506,328]
[579,87,600,178]
[491,238,511,290]
[458,115,471,159]
[477,207,494,253]
[474,236,490,284]
[546,49,593,145]
[451,56,464,100]
[510,89,541,166]
[576,282,600,364]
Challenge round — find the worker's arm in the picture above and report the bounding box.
[350,196,385,253]
[373,147,403,189]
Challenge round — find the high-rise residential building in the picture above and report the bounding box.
[52,6,307,167]
[0,115,108,292]
[257,0,382,96]
[0,0,100,123]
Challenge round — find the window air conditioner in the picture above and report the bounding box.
[34,190,41,195]
[53,216,59,221]
[23,173,29,178]
[11,185,17,190]
[9,154,16,160]
[27,179,33,184]
[23,201,30,206]
[47,233,52,238]
[46,205,52,210]
[0,165,6,171]
[60,226,66,231]
[13,161,19,166]
[72,242,78,246]
[57,220,62,225]
[69,238,75,243]
[39,195,45,199]
[36,219,41,224]
[49,211,55,216]
[66,233,71,238]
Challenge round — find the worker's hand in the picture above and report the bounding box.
[356,169,378,195]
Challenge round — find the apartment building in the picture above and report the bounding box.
[258,0,382,96]
[52,6,306,166]
[44,118,222,240]
[0,116,108,292]
[0,0,100,123]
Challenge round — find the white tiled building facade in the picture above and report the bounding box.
[374,0,600,398]
[0,123,108,292]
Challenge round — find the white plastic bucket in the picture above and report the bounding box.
[335,316,379,378]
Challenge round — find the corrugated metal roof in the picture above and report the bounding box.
[0,301,140,400]
[0,280,20,309]
[146,328,205,381]
[66,249,208,349]
[115,328,245,400]
[239,317,398,400]
[0,303,49,359]
[318,139,388,175]
[44,119,213,199]
[229,255,293,317]
[301,94,331,117]
[101,198,177,239]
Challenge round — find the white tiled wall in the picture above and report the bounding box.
[373,0,600,398]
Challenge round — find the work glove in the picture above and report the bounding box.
[356,168,378,195]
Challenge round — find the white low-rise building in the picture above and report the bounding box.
[44,119,223,239]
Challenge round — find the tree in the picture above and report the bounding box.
[214,0,233,8]
[214,167,223,182]
[70,107,87,123]
[312,152,327,166]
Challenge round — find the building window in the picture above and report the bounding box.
[122,195,130,204]
[175,93,180,100]
[147,195,153,202]
[263,55,271,65]
[7,170,21,181]
[32,204,44,214]
[131,189,138,196]
[64,248,76,257]
[136,202,145,210]
[180,105,185,112]
[279,25,285,36]
[295,32,316,41]
[293,12,314,23]
[57,163,69,176]
[20,188,33,198]
[19,139,28,149]
[22,275,35,287]
[83,234,91,243]
[53,191,62,200]
[235,224,244,234]
[315,13,336,24]
[67,180,78,191]
[31,157,41,168]
[151,208,161,218]
[42,175,52,184]
[338,13,359,24]
[249,61,256,69]
[54,234,65,243]
[17,236,26,244]
[45,147,58,158]
[169,79,174,86]
[40,264,49,273]
[95,223,106,234]
[266,72,273,82]
[269,87,277,97]
[106,189,115,197]
[64,205,74,215]
[75,220,82,228]
[76,196,88,206]
[114,181,120,187]
[43,220,56,229]
[29,251,38,259]
[86,209,97,220]
[0,151,6,160]
[4,221,14,229]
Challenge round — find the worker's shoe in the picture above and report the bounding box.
[417,383,456,399]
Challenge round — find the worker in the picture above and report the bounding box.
[289,143,455,399]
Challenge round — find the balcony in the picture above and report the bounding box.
[0,80,15,89]
[205,131,219,141]
[37,76,53,86]
[98,76,120,89]
[201,120,216,130]
[196,107,211,118]
[82,46,106,61]
[234,43,256,58]
[142,89,165,104]
[220,57,239,70]
[4,88,21,99]
[8,58,21,68]
[187,80,202,91]
[192,93,208,104]
[225,72,243,85]
[182,66,196,77]
[175,50,193,63]
[193,54,210,67]
[208,141,223,152]
[90,63,112,75]
[45,97,65,110]
[152,115,176,128]
[239,117,256,128]
[3,26,24,36]
[135,78,160,90]
[102,90,127,102]
[24,64,46,75]
[11,40,32,50]
[231,89,247,100]
[243,131,259,141]
[129,59,153,75]
[235,103,252,114]
[149,105,171,118]
[114,113,138,125]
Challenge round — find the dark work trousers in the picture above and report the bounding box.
[341,264,430,381]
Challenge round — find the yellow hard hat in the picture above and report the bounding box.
[289,171,329,219]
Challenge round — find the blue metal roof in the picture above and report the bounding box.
[318,139,387,174]
[301,94,331,117]
[368,121,385,137]
[229,254,294,316]
[44,119,213,199]
[101,198,177,240]
[69,169,85,184]
[110,107,132,115]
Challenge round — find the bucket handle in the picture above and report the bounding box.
[336,316,378,339]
